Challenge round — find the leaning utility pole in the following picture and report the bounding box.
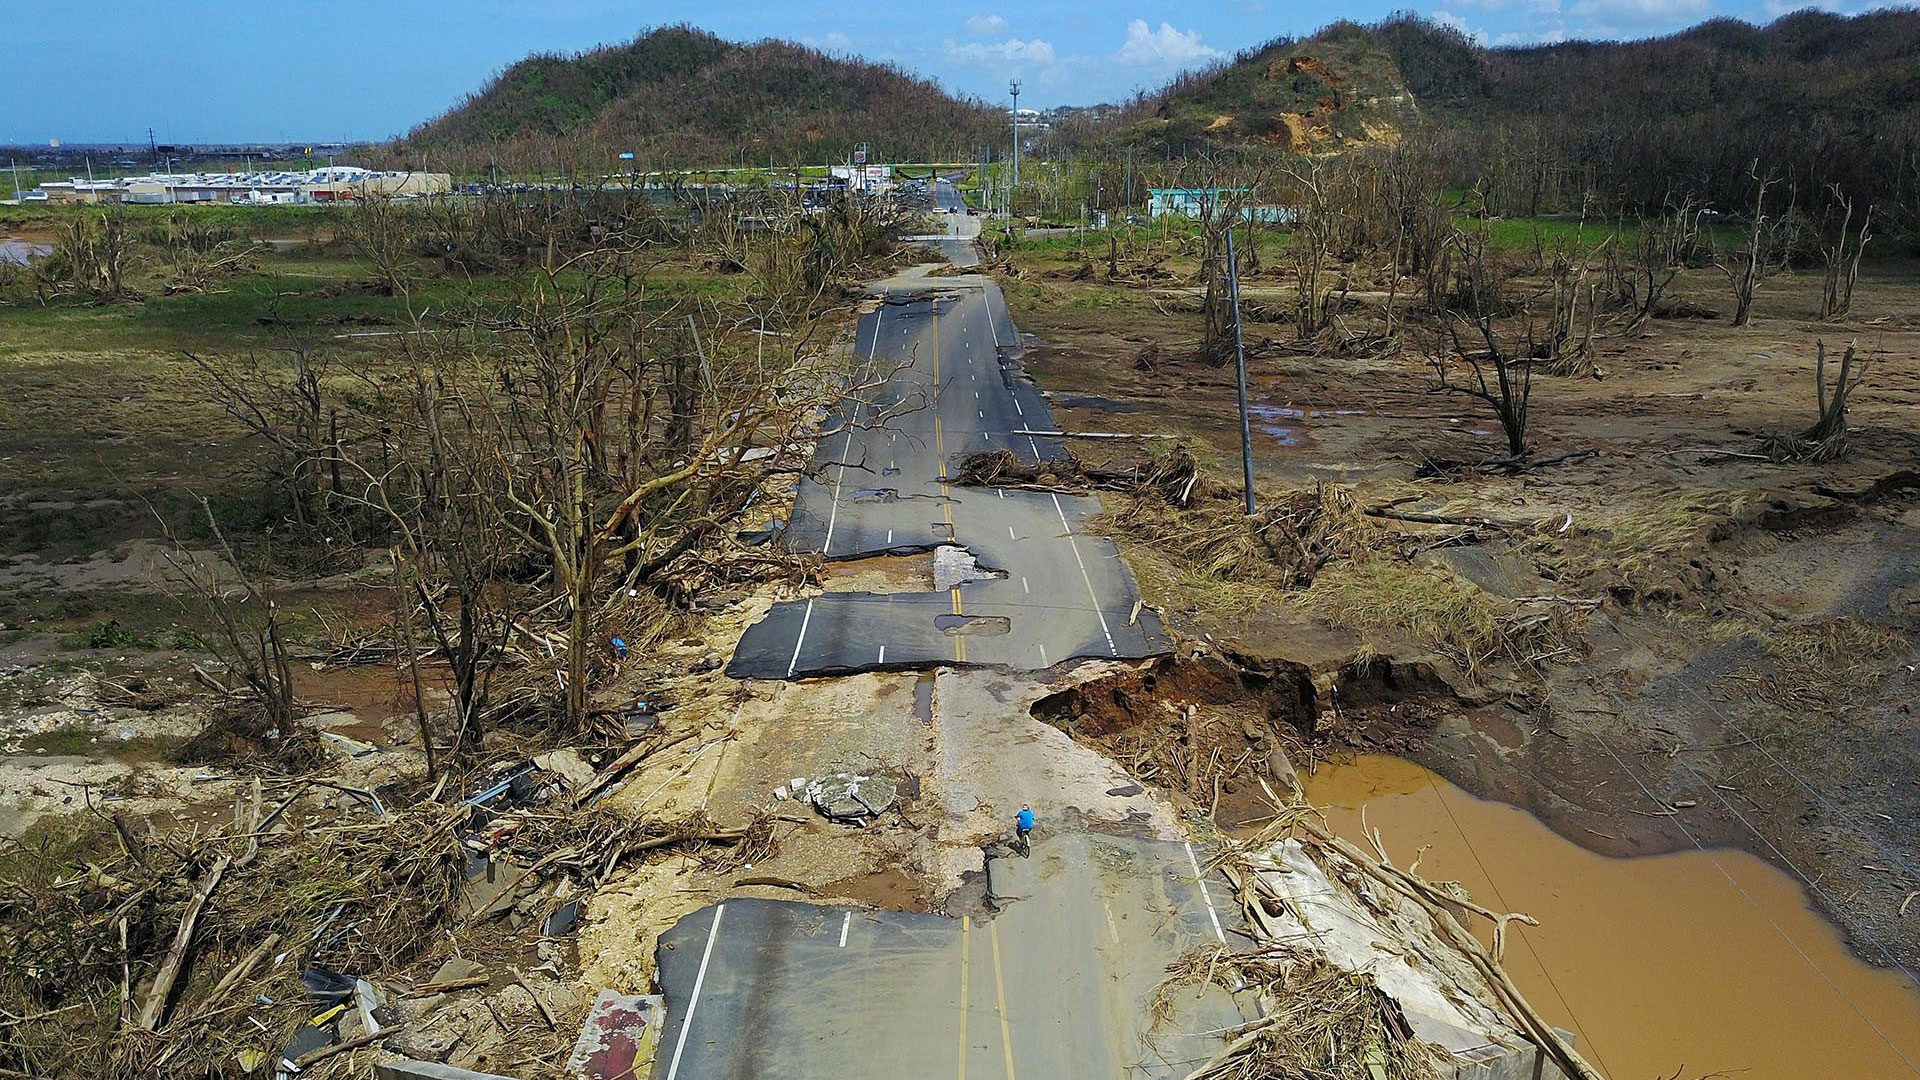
[1225,229,1256,515]
[1009,78,1021,219]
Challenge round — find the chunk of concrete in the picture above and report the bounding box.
[932,544,1005,590]
[533,749,597,791]
[564,991,665,1080]
[805,772,898,823]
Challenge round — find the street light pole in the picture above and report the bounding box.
[1009,78,1020,220]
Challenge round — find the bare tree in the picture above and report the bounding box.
[1760,339,1863,462]
[1819,187,1872,320]
[1714,164,1795,328]
[161,500,298,734]
[342,193,422,296]
[190,346,356,531]
[1603,197,1706,334]
[1430,230,1534,459]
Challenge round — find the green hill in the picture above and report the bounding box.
[402,25,1003,171]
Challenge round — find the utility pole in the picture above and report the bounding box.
[1009,78,1020,219]
[1225,229,1256,515]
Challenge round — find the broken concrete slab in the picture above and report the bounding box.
[805,772,898,823]
[931,544,1005,591]
[532,749,597,792]
[564,990,664,1080]
[429,957,486,985]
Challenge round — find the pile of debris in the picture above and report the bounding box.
[773,771,900,827]
[955,445,1202,506]
[1160,796,1604,1080]
[0,725,773,1080]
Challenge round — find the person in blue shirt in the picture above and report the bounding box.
[1015,804,1035,855]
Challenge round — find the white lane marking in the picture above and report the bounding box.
[1050,492,1118,655]
[877,645,886,665]
[1102,901,1121,944]
[997,489,1005,499]
[868,302,886,358]
[663,903,726,1080]
[985,296,1002,348]
[839,911,852,947]
[821,400,863,556]
[978,410,984,419]
[1037,643,1048,665]
[1185,842,1228,944]
[1021,576,1029,593]
[1008,525,1017,541]
[1027,436,1041,458]
[1013,399,1023,416]
[886,529,893,544]
[786,599,815,678]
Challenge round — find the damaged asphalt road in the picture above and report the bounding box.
[727,277,1169,679]
[652,833,1243,1080]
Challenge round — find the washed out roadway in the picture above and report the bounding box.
[726,244,1168,679]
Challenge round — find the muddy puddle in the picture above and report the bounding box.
[1301,754,1920,1080]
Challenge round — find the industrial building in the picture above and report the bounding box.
[32,166,450,206]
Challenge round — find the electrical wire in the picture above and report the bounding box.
[1586,701,1920,1077]
[1419,771,1621,1080]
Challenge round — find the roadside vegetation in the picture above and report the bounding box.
[0,183,934,1077]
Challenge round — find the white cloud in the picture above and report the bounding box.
[809,31,854,52]
[1432,10,1492,42]
[965,14,1009,34]
[1111,19,1223,67]
[947,37,1057,64]
[1566,0,1711,22]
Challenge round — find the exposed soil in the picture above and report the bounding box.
[1005,255,1920,974]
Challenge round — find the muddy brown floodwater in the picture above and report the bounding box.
[1301,754,1920,1080]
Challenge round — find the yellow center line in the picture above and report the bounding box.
[989,920,1017,1080]
[957,915,972,1080]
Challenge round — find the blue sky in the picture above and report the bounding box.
[0,0,1865,144]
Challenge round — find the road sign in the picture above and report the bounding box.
[854,149,867,165]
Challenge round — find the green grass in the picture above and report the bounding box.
[1459,213,1748,257]
[0,201,342,238]
[13,725,183,761]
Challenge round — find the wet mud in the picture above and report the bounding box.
[1303,754,1920,1080]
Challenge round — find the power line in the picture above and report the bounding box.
[1667,672,1920,883]
[1420,772,1621,1080]
[1586,701,1920,1077]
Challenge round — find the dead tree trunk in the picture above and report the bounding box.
[1760,339,1862,462]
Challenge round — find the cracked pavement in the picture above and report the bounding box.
[726,230,1169,679]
